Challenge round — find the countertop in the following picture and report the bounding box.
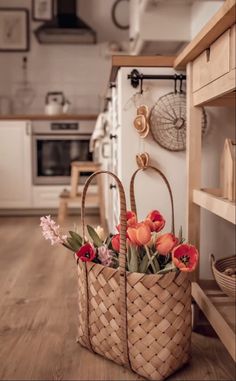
[0,114,98,121]
[109,55,176,83]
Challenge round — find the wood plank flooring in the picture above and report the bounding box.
[0,216,235,381]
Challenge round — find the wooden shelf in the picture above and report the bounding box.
[193,70,236,106]
[192,280,236,361]
[193,188,236,224]
[174,0,236,69]
[109,55,175,83]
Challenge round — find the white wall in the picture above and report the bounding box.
[117,66,235,280]
[191,0,224,37]
[118,67,187,235]
[0,0,128,114]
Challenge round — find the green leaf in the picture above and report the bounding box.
[178,226,183,242]
[62,242,75,253]
[67,237,81,252]
[87,225,103,247]
[139,254,149,273]
[127,245,139,272]
[69,231,83,247]
[152,257,160,273]
[178,226,185,244]
[157,263,177,274]
[105,235,113,249]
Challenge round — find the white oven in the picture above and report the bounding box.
[32,120,94,185]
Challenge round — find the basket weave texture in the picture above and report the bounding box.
[77,168,192,381]
[211,255,236,300]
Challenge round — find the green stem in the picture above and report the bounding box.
[144,245,157,273]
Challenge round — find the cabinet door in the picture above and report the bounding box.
[0,121,32,208]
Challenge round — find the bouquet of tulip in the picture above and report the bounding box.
[40,209,198,274]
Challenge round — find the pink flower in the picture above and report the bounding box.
[97,246,113,266]
[40,216,67,245]
[76,243,96,262]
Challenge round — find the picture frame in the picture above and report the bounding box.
[0,8,29,52]
[32,0,54,21]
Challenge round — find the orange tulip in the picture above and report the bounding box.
[172,244,199,272]
[116,211,137,232]
[127,223,151,246]
[146,210,165,232]
[156,233,178,255]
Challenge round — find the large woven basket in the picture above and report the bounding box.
[77,167,192,381]
[211,254,236,300]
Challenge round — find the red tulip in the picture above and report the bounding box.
[146,210,165,232]
[172,244,199,272]
[127,223,151,246]
[126,211,136,223]
[111,234,120,252]
[156,233,178,255]
[116,210,137,232]
[76,243,96,262]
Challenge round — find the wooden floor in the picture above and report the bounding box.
[0,216,235,381]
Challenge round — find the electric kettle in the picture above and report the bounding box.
[45,92,70,115]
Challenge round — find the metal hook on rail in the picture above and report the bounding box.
[179,74,183,93]
[140,73,144,95]
[174,74,178,94]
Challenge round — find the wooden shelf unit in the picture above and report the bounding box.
[192,281,236,361]
[193,188,236,224]
[175,0,236,361]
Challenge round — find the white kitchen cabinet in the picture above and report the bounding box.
[0,121,32,208]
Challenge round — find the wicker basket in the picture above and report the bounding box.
[77,168,192,381]
[211,254,236,300]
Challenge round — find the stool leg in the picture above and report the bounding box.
[58,198,68,223]
[70,167,79,198]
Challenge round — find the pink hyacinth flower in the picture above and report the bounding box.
[97,246,114,267]
[40,215,67,246]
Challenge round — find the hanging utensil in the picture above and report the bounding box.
[149,78,207,151]
[13,56,36,113]
[133,104,150,138]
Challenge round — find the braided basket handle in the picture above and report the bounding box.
[81,170,131,367]
[81,170,127,274]
[130,165,175,234]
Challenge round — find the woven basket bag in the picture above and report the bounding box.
[77,167,192,381]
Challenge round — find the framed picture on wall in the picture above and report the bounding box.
[0,8,29,52]
[32,0,54,21]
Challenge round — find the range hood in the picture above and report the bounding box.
[35,0,96,44]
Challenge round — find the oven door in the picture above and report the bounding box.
[32,134,93,185]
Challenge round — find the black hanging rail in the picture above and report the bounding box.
[127,69,186,93]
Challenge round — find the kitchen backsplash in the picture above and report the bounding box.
[0,0,128,115]
[0,43,110,114]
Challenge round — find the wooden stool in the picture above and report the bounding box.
[58,162,105,227]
